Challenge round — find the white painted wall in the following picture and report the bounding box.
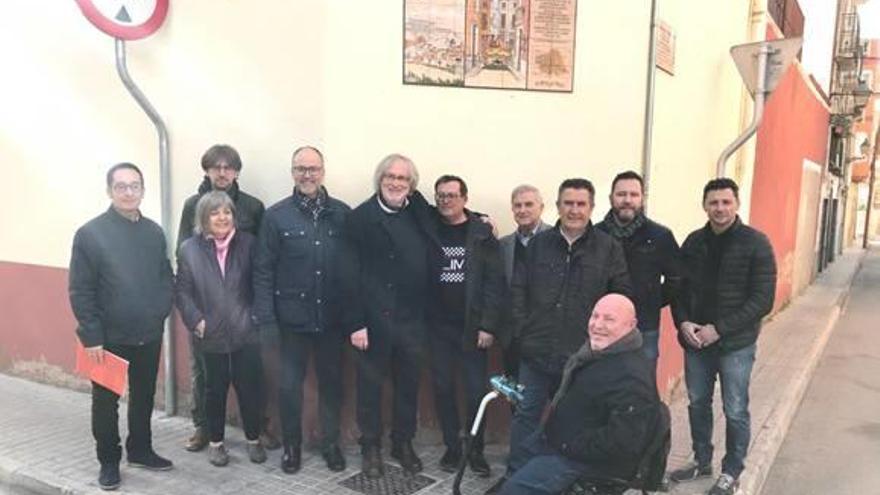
[1,1,654,268]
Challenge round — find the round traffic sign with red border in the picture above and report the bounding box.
[75,0,169,40]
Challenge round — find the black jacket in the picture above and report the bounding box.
[177,178,265,250]
[69,208,173,348]
[672,217,777,352]
[511,224,632,361]
[595,217,681,332]
[252,191,351,334]
[425,211,506,351]
[544,346,660,480]
[344,192,435,336]
[176,232,259,353]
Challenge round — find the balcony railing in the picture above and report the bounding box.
[836,12,862,69]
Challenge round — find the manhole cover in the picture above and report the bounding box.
[339,463,436,495]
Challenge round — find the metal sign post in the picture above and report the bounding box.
[717,37,803,178]
[75,0,176,416]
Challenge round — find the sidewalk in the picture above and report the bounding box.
[0,249,864,495]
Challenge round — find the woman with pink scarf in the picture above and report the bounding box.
[176,191,266,467]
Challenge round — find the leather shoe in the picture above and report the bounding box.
[98,463,121,491]
[468,450,491,478]
[323,444,346,472]
[281,445,301,474]
[390,441,423,473]
[184,427,208,452]
[439,446,461,473]
[127,451,173,471]
[361,444,384,479]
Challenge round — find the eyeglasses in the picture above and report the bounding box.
[112,182,143,194]
[435,192,463,201]
[293,166,324,176]
[208,164,237,173]
[382,173,410,183]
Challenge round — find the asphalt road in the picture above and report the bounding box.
[762,247,880,494]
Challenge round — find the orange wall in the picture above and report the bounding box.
[0,261,513,446]
[750,27,830,309]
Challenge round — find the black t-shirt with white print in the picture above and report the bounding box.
[430,220,468,325]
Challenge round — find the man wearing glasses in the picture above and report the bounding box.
[69,163,174,490]
[176,144,272,454]
[426,175,504,477]
[345,153,435,478]
[253,146,350,474]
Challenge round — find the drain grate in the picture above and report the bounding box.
[339,463,436,495]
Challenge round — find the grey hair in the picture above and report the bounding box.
[372,153,419,193]
[510,184,543,204]
[193,191,236,235]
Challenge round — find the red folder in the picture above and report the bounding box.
[75,343,129,396]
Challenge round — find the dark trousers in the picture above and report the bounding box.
[91,339,162,465]
[203,344,263,443]
[190,335,272,432]
[278,331,344,449]
[189,336,207,428]
[428,321,489,451]
[356,318,425,446]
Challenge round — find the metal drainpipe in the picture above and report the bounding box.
[641,0,659,214]
[716,45,770,178]
[863,123,880,248]
[114,39,176,415]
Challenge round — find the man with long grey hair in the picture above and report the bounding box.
[345,153,434,478]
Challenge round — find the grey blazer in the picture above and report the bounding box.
[499,221,551,285]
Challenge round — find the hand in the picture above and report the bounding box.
[351,328,369,351]
[476,330,494,349]
[195,320,206,339]
[679,321,703,349]
[480,215,500,238]
[698,323,720,346]
[85,345,105,364]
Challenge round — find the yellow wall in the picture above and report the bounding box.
[648,0,761,240]
[1,1,654,268]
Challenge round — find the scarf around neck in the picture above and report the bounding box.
[602,209,646,240]
[293,186,327,221]
[550,329,643,409]
[211,228,236,278]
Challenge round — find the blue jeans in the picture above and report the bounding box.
[500,430,591,495]
[684,343,756,479]
[507,359,562,472]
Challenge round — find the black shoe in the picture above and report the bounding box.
[468,450,491,478]
[484,475,508,495]
[361,445,384,479]
[439,446,462,473]
[127,451,173,471]
[668,461,712,483]
[281,445,302,474]
[391,441,423,474]
[98,463,120,491]
[323,445,346,472]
